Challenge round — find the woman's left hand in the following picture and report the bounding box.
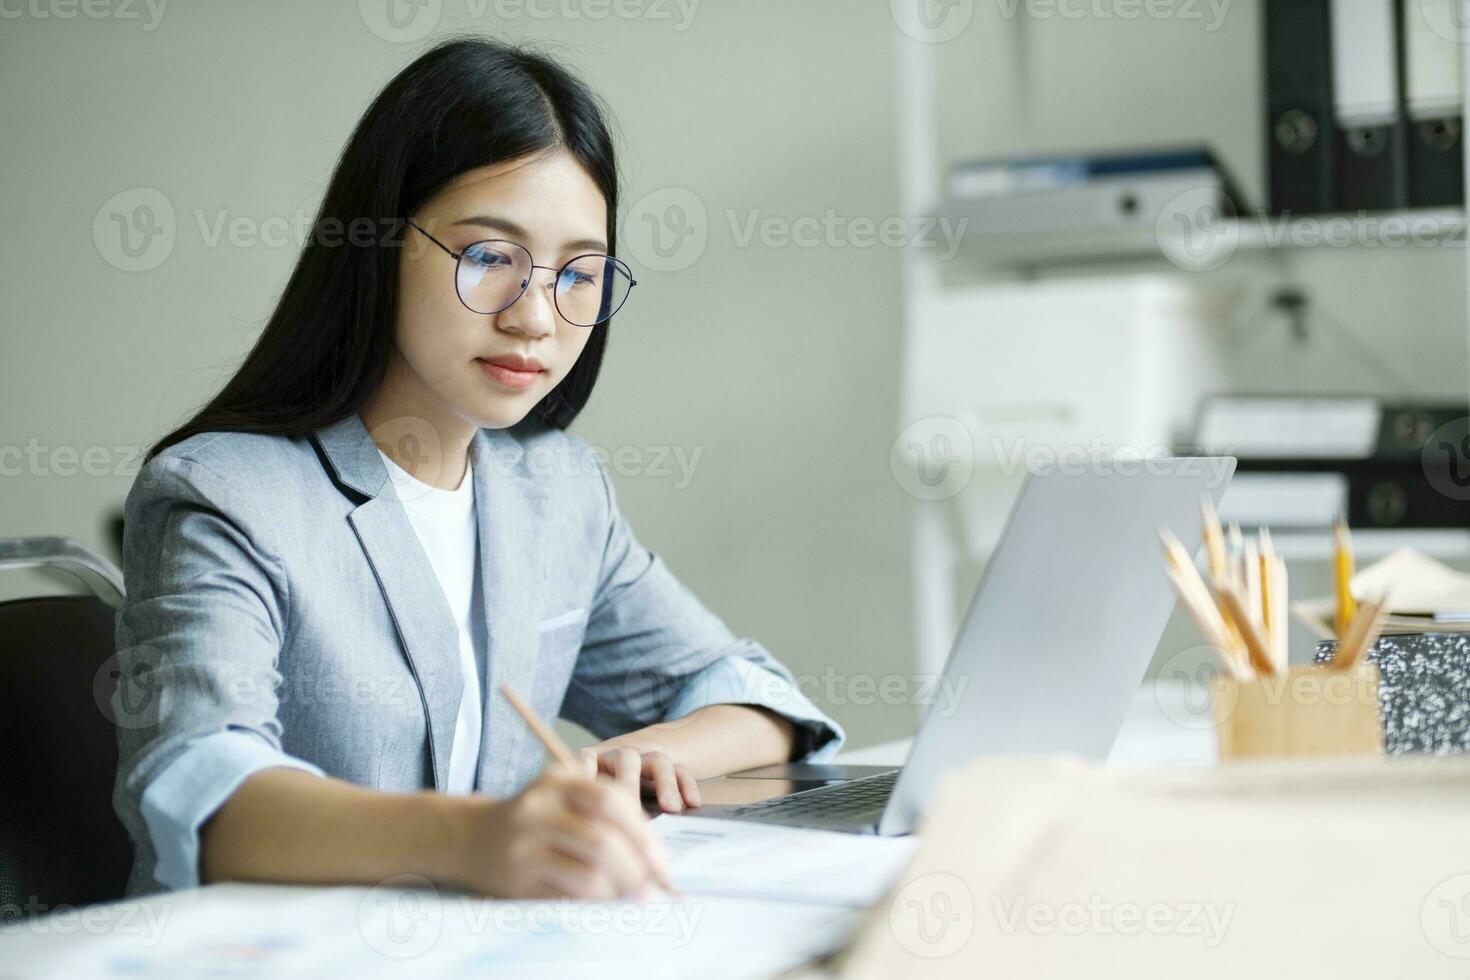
[577,745,702,813]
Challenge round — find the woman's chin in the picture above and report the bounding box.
[460,392,540,431]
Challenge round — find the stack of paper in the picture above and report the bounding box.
[1292,547,1470,636]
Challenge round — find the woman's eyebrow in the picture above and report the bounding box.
[452,214,608,254]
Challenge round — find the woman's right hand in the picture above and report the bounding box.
[458,768,673,900]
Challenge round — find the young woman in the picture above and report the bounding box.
[113,37,842,901]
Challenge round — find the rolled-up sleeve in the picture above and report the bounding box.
[561,451,844,761]
[662,654,844,760]
[113,453,323,893]
[140,731,323,890]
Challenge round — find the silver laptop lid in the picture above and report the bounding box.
[878,457,1235,836]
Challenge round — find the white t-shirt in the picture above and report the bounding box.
[377,446,486,795]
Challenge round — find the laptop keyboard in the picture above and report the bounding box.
[727,770,899,822]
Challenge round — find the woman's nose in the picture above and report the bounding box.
[498,268,559,337]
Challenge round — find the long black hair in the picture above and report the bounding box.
[148,37,618,461]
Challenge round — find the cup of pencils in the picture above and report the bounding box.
[1159,504,1386,760]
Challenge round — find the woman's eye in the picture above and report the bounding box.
[560,269,599,288]
[464,245,513,269]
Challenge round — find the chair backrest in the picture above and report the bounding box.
[0,539,131,916]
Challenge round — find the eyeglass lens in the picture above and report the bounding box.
[455,240,632,326]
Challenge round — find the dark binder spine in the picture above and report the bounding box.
[1406,115,1464,207]
[1399,0,1465,208]
[1332,0,1409,211]
[1265,0,1336,215]
[1335,121,1410,211]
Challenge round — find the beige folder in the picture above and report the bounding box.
[838,755,1470,979]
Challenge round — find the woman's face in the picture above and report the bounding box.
[393,149,608,431]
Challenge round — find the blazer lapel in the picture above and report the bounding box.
[472,426,551,797]
[312,414,464,793]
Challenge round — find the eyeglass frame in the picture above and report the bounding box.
[404,218,636,327]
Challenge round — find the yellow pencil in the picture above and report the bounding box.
[1333,518,1358,637]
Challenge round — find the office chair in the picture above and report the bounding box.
[0,537,132,918]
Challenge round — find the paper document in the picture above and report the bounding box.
[12,819,919,978]
[1292,547,1470,636]
[13,883,864,980]
[655,815,919,907]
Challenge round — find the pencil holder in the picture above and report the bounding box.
[1314,633,1470,755]
[1212,664,1384,760]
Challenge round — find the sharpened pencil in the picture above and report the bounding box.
[1334,518,1358,638]
[1201,497,1228,584]
[1217,582,1279,678]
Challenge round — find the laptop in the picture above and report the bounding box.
[691,457,1235,836]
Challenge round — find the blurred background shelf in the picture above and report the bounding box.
[1264,528,1470,561]
[937,205,1466,271]
[894,8,1470,679]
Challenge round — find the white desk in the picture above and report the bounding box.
[0,680,1216,978]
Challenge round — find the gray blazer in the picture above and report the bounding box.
[112,413,842,894]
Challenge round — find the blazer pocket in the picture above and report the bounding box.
[536,608,588,668]
[537,607,589,634]
[533,608,587,710]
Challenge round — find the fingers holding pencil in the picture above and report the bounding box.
[500,683,682,900]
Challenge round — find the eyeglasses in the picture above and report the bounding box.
[406,219,635,327]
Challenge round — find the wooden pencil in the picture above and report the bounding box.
[1333,518,1358,637]
[1217,582,1279,678]
[1201,497,1228,584]
[1334,594,1388,671]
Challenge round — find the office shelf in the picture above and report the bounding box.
[892,31,1470,676]
[938,206,1466,271]
[1264,528,1470,563]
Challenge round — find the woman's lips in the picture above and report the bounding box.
[476,357,542,390]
